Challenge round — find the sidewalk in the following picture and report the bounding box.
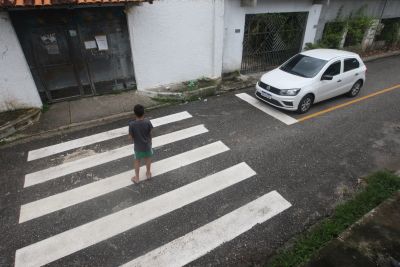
[12,90,159,140]
[305,190,400,267]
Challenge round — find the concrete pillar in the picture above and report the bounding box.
[211,0,224,78]
[339,27,348,49]
[302,4,323,48]
[362,19,380,51]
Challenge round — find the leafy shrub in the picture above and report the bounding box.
[344,14,374,47]
[321,21,347,48]
[187,80,198,91]
[377,19,400,46]
[317,6,373,49]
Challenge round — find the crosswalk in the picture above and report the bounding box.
[16,111,292,267]
[236,93,298,125]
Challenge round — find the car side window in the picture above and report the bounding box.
[344,58,360,72]
[323,61,341,77]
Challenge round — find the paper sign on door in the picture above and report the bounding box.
[95,35,108,51]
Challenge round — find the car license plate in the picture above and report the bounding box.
[261,90,272,99]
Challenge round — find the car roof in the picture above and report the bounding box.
[300,49,359,61]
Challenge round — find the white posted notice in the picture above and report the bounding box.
[95,35,108,51]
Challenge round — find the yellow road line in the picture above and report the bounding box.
[298,84,400,122]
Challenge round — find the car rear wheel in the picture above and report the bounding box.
[297,94,313,114]
[347,81,362,97]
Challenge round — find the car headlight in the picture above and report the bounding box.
[280,88,301,96]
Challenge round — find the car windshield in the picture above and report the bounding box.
[280,54,327,78]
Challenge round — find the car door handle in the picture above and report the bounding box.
[337,79,342,82]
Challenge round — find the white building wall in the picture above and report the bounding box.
[222,0,322,73]
[0,12,42,112]
[126,0,224,91]
[303,4,323,46]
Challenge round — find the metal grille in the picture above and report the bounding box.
[241,12,308,73]
[258,81,280,95]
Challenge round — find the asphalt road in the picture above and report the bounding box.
[0,55,399,267]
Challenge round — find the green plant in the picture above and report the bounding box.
[379,19,400,46]
[321,21,347,48]
[187,80,198,91]
[41,103,50,113]
[320,6,373,49]
[344,8,374,47]
[267,170,400,267]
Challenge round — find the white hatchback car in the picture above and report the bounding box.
[255,49,367,113]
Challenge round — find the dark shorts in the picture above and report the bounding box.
[134,149,153,160]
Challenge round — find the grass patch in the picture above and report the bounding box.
[267,171,400,267]
[41,103,50,113]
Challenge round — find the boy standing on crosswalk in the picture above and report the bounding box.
[129,104,153,184]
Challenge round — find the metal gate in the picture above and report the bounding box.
[10,7,135,103]
[241,12,308,73]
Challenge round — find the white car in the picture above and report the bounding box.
[255,49,367,113]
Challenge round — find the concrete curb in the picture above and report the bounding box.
[362,50,400,62]
[142,85,218,101]
[140,90,184,100]
[0,109,41,140]
[306,190,400,267]
[183,85,217,100]
[0,102,171,145]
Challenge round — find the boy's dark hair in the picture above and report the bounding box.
[134,104,145,117]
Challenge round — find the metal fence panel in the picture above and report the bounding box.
[241,12,308,73]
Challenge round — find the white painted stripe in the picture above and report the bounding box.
[24,125,208,188]
[121,191,291,267]
[19,141,228,223]
[15,162,254,267]
[27,111,192,161]
[236,93,298,125]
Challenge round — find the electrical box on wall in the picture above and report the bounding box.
[241,0,257,7]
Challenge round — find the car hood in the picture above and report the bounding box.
[260,68,311,89]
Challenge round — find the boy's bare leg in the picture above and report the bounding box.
[145,157,152,179]
[132,159,140,183]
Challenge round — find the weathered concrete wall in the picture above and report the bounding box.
[222,0,321,73]
[315,0,400,42]
[126,0,224,91]
[0,12,42,112]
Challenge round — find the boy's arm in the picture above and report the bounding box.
[149,121,153,141]
[128,123,134,141]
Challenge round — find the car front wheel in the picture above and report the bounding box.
[297,94,313,114]
[347,81,362,97]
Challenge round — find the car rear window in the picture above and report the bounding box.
[280,54,327,78]
[344,58,360,72]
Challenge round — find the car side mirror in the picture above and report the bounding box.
[321,75,333,81]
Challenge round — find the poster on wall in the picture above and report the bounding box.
[69,30,77,37]
[84,40,97,49]
[95,35,108,51]
[41,33,60,55]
